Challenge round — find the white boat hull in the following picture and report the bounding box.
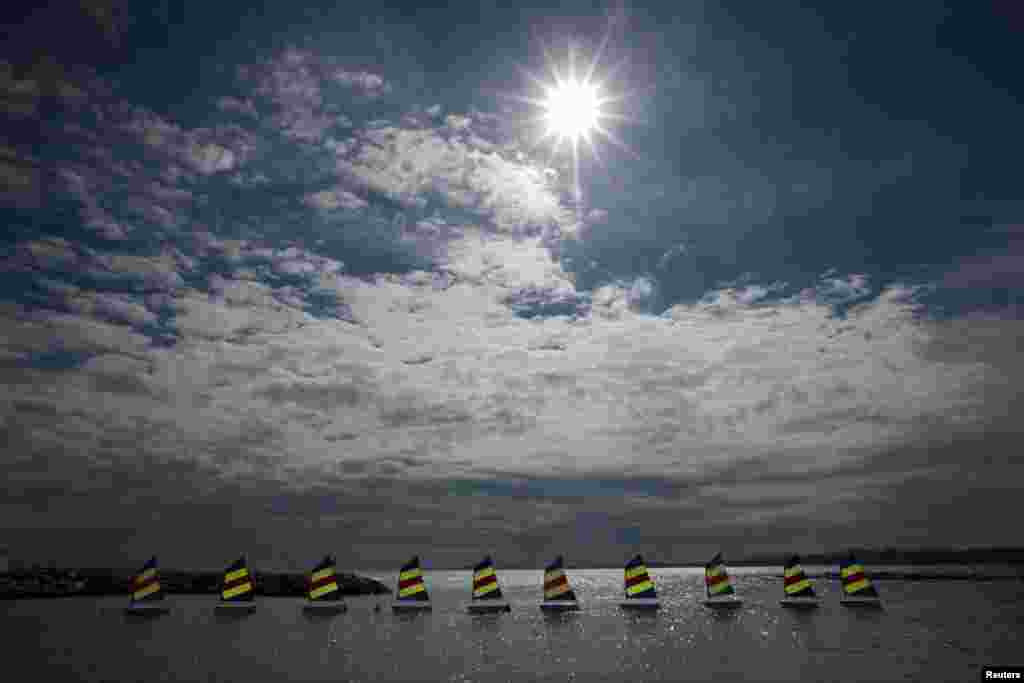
[780,597,820,607]
[620,598,660,610]
[540,600,579,611]
[302,602,346,614]
[841,596,883,607]
[704,596,743,608]
[392,602,433,612]
[215,602,257,613]
[466,601,511,613]
[124,604,170,615]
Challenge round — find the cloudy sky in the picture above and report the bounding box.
[2,0,1022,572]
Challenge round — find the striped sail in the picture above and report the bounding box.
[705,553,736,597]
[220,556,254,602]
[840,553,879,598]
[307,555,341,602]
[395,556,429,602]
[472,556,504,601]
[129,556,164,603]
[623,555,657,599]
[782,555,816,598]
[543,555,577,602]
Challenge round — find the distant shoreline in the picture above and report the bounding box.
[0,568,390,600]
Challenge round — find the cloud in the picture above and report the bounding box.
[2,41,1021,569]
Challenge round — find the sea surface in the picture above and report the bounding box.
[3,566,1022,682]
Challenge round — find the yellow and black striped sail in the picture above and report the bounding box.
[840,553,879,597]
[307,555,341,602]
[624,554,657,599]
[130,556,164,603]
[395,556,429,602]
[783,555,816,598]
[472,556,504,600]
[221,556,254,602]
[705,553,736,597]
[543,555,577,602]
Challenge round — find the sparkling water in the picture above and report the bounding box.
[3,567,1021,682]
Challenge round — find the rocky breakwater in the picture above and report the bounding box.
[0,567,389,599]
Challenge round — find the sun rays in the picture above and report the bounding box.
[499,30,639,225]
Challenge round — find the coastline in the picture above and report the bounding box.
[0,568,390,600]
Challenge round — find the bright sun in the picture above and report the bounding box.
[499,31,637,221]
[543,79,603,142]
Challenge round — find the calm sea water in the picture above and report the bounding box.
[3,566,1022,682]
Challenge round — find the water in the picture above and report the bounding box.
[3,567,1022,682]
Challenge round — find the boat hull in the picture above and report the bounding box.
[540,600,580,612]
[392,602,433,612]
[466,601,511,613]
[302,603,346,614]
[704,597,743,608]
[620,598,660,610]
[780,597,820,608]
[215,602,257,613]
[124,604,170,615]
[840,596,883,607]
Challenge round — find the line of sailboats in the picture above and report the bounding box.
[124,552,883,616]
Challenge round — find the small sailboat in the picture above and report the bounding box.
[124,556,170,615]
[392,555,432,612]
[703,553,742,607]
[466,555,511,613]
[303,554,346,614]
[540,555,579,611]
[779,555,819,607]
[620,554,659,609]
[215,556,257,613]
[839,553,882,606]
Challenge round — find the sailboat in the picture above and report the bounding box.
[392,555,432,612]
[620,554,659,609]
[303,554,346,614]
[466,555,511,613]
[779,555,819,607]
[540,555,579,611]
[215,556,257,613]
[703,553,742,607]
[839,553,882,606]
[124,556,170,615]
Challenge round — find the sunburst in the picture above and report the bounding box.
[501,31,637,223]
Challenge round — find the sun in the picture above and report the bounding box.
[497,28,639,223]
[542,78,604,143]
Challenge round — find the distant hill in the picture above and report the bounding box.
[735,546,1024,567]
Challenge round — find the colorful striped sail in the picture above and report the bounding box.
[395,556,430,603]
[623,554,657,600]
[542,555,577,603]
[129,556,164,603]
[307,555,341,602]
[704,553,738,598]
[472,555,504,601]
[840,553,880,600]
[782,555,816,598]
[220,556,254,602]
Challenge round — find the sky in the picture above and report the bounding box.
[1,0,1022,572]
